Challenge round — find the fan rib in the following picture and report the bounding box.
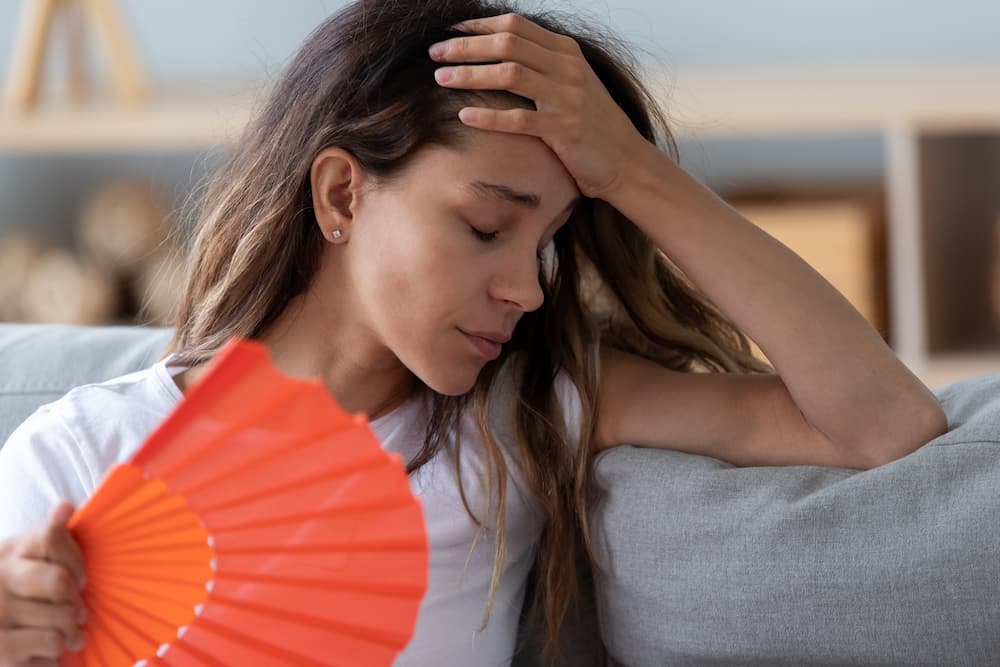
[208,496,416,534]
[84,566,211,593]
[178,421,361,499]
[88,505,208,549]
[208,591,410,649]
[157,382,310,480]
[85,592,161,665]
[187,616,339,667]
[217,570,425,598]
[129,342,259,467]
[195,453,387,518]
[159,637,229,667]
[218,537,427,555]
[88,539,210,560]
[85,575,207,624]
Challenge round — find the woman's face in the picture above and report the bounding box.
[330,131,581,396]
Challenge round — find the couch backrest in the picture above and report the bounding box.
[0,324,175,447]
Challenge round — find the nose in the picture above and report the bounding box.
[492,248,545,313]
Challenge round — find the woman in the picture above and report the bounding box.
[0,0,946,665]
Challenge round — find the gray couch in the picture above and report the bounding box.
[2,323,999,666]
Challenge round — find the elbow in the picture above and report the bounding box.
[863,400,949,469]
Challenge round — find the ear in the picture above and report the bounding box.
[310,147,369,243]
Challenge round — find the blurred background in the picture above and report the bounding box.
[1,0,998,388]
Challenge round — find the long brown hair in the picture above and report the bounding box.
[161,0,772,661]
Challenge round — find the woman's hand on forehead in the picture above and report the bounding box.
[427,12,650,203]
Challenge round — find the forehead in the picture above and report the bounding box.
[413,132,580,211]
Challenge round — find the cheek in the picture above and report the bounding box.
[355,221,459,332]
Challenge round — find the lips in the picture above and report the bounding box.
[460,329,511,344]
[460,329,503,360]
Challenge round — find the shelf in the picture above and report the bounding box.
[2,64,997,151]
[919,133,1000,355]
[656,63,1000,137]
[921,351,1000,390]
[0,86,259,153]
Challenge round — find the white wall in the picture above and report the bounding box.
[1,0,998,239]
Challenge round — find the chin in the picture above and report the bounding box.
[427,375,478,397]
[418,362,483,397]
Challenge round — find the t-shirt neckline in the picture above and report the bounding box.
[153,353,411,429]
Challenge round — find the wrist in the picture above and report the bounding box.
[601,137,676,210]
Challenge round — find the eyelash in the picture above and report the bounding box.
[470,226,546,260]
[470,227,499,243]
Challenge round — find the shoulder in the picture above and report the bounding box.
[494,346,594,455]
[0,362,180,537]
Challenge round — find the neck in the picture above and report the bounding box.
[257,289,416,421]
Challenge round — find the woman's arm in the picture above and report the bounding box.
[597,141,947,467]
[429,12,947,467]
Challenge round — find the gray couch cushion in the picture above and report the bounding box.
[0,324,174,446]
[589,372,1000,666]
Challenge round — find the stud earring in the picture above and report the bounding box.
[331,229,343,240]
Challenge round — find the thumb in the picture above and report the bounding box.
[48,500,76,527]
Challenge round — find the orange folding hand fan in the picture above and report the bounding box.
[60,337,429,667]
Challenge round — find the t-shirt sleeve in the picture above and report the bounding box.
[0,405,94,542]
[553,368,584,457]
[553,343,598,459]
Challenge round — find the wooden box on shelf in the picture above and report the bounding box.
[726,188,888,364]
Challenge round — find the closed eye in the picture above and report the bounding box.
[469,224,549,261]
[470,225,499,242]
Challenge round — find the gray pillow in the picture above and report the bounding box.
[588,372,1000,666]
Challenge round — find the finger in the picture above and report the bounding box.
[430,31,562,77]
[0,627,65,662]
[435,61,559,104]
[457,106,559,140]
[452,13,579,55]
[16,511,86,590]
[4,558,83,610]
[0,597,82,651]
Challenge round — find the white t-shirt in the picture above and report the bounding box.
[0,351,584,666]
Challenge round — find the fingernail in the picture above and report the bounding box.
[79,574,86,589]
[69,635,84,651]
[428,42,446,58]
[78,607,87,624]
[435,67,455,83]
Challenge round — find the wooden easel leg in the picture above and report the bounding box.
[4,0,63,112]
[80,0,146,106]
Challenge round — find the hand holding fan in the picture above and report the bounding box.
[60,337,429,667]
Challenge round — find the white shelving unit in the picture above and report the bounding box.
[651,63,1000,389]
[4,64,1000,388]
[0,85,257,152]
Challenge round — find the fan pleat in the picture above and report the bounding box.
[176,617,337,667]
[189,456,387,520]
[154,637,228,667]
[85,573,203,612]
[85,591,168,661]
[177,422,353,498]
[86,579,201,626]
[207,494,416,533]
[217,570,425,597]
[190,611,396,667]
[152,381,308,483]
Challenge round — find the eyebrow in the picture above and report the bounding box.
[465,180,581,218]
